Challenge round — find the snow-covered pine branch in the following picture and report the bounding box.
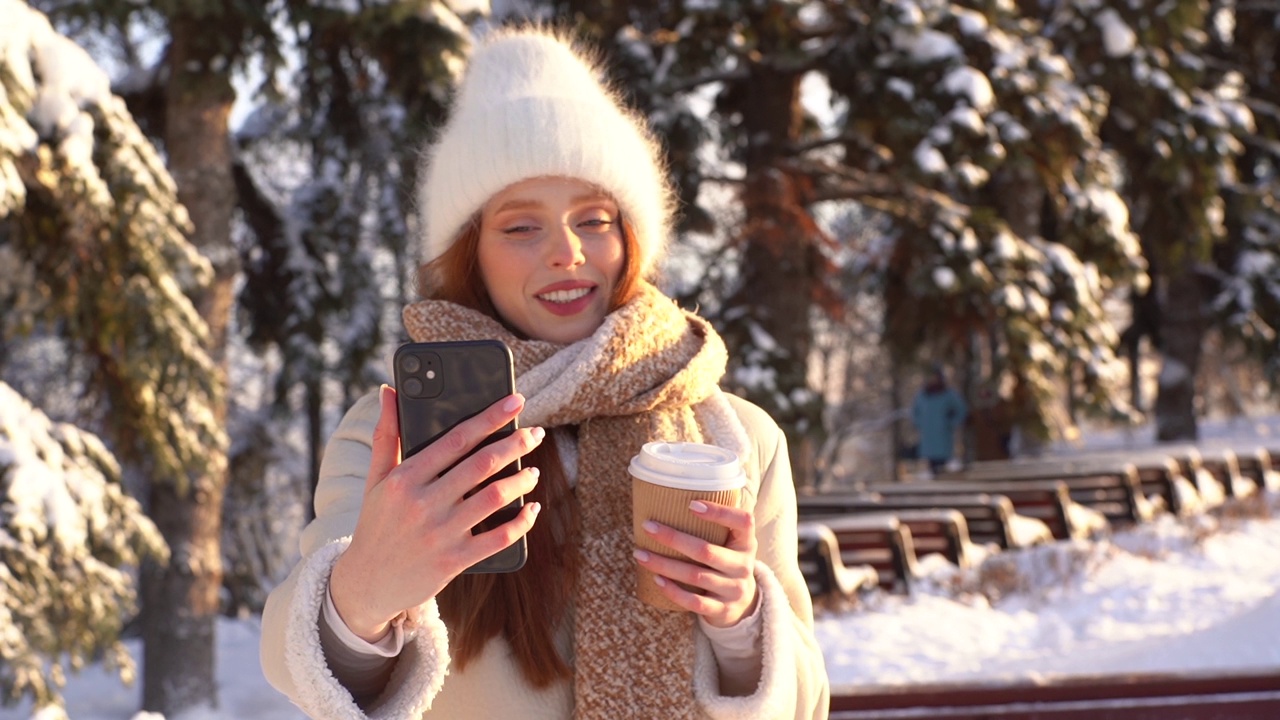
[0,0,226,493]
[0,381,167,711]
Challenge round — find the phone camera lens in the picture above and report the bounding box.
[403,377,424,396]
[401,354,422,373]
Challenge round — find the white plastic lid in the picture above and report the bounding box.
[628,441,746,491]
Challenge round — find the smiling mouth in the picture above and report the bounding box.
[537,287,593,304]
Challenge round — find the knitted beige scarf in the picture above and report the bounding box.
[403,281,749,719]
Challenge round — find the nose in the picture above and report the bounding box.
[545,224,586,268]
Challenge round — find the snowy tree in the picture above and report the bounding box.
[1205,1,1280,391]
[22,5,485,708]
[1031,0,1255,440]
[0,383,167,711]
[0,0,218,711]
[807,1,1146,443]
[40,0,252,709]
[235,0,470,512]
[549,1,1154,466]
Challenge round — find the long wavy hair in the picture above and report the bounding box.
[415,209,643,686]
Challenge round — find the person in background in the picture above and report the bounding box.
[258,26,829,720]
[911,364,967,475]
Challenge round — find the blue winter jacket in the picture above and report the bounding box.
[912,387,967,462]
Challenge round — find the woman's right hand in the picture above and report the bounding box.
[329,384,544,642]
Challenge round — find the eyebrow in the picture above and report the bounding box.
[491,193,615,215]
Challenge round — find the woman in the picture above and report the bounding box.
[260,27,829,720]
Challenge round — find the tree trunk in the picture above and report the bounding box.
[724,57,821,489]
[989,160,1045,443]
[990,160,1044,240]
[141,13,237,715]
[1154,266,1203,441]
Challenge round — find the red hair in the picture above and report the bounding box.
[416,213,643,686]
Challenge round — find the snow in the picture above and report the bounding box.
[0,618,304,720]
[913,142,947,174]
[953,8,988,36]
[931,266,957,290]
[2,0,112,176]
[1095,9,1137,58]
[893,28,963,63]
[942,66,994,112]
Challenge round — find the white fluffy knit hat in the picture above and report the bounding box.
[418,28,674,278]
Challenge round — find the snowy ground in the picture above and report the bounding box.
[820,496,1280,689]
[5,417,1280,719]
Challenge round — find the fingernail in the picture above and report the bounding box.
[530,426,546,442]
[529,502,541,516]
[528,466,540,478]
[642,520,659,534]
[379,383,391,410]
[502,394,524,413]
[633,549,650,563]
[689,500,708,514]
[653,576,667,587]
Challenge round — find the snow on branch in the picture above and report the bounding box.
[0,0,227,492]
[0,381,167,711]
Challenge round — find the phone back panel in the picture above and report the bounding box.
[393,339,526,573]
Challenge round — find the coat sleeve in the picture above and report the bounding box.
[693,396,831,720]
[259,392,451,720]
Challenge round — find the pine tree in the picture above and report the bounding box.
[235,0,469,515]
[815,0,1147,442]
[0,383,167,712]
[554,1,1152,464]
[27,0,475,709]
[0,0,215,710]
[1032,0,1255,440]
[21,0,279,711]
[1205,1,1280,387]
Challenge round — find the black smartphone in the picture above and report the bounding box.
[393,339,527,574]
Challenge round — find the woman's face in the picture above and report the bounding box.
[477,176,626,344]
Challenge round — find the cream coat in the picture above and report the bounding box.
[260,391,830,719]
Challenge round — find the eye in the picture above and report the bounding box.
[501,223,540,236]
[576,209,617,232]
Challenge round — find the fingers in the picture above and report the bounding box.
[642,501,757,575]
[451,465,543,532]
[466,500,543,564]
[400,393,527,481]
[366,384,402,492]
[633,501,757,605]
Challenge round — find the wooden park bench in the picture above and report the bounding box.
[800,513,921,593]
[1197,447,1255,500]
[796,522,879,604]
[864,479,1102,542]
[1151,445,1227,507]
[968,452,1194,517]
[809,507,976,569]
[798,492,1041,551]
[1229,446,1280,492]
[1127,455,1198,516]
[1199,443,1280,495]
[942,462,1154,526]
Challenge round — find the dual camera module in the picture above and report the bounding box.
[397,349,444,399]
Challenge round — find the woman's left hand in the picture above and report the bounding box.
[634,500,759,628]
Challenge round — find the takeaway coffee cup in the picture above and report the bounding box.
[629,441,747,611]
